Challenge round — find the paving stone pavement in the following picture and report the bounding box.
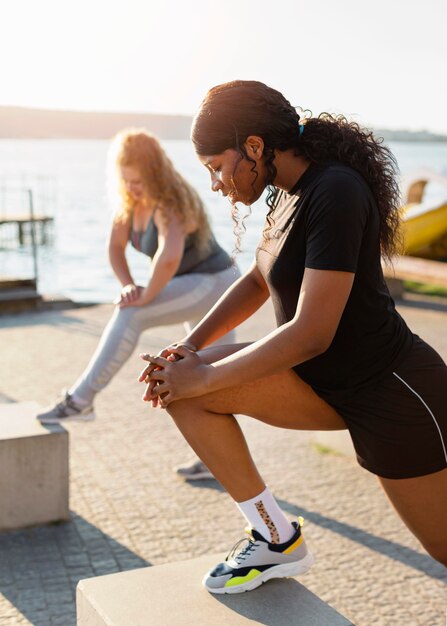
[0,296,446,626]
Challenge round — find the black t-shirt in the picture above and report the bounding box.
[256,162,414,403]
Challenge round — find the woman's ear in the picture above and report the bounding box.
[244,136,265,159]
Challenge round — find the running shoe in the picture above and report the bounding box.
[203,519,314,594]
[37,392,95,424]
[174,459,214,480]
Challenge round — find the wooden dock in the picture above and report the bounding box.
[0,215,54,245]
[0,277,77,314]
[0,277,42,313]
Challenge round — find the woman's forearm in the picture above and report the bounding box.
[202,268,354,393]
[109,244,134,287]
[141,251,180,303]
[136,214,184,305]
[205,320,324,392]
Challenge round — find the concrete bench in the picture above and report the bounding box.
[77,553,354,625]
[0,401,69,531]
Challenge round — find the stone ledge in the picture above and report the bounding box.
[0,401,69,530]
[77,553,354,626]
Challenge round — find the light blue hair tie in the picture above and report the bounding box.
[299,124,304,136]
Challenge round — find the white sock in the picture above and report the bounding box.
[236,486,295,544]
[68,390,91,407]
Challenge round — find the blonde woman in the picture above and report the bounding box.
[38,129,239,477]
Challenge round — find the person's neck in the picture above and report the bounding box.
[272,151,311,192]
[134,197,155,214]
[132,197,157,231]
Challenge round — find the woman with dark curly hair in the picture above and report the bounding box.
[140,81,447,593]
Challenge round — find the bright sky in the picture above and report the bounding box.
[2,0,446,132]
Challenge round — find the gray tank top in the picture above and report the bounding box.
[130,216,233,275]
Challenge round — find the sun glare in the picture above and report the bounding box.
[1,0,446,132]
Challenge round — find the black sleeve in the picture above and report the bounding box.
[304,171,370,272]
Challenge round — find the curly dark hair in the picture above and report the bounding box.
[191,80,402,261]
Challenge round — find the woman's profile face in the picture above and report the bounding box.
[120,165,145,201]
[198,145,267,206]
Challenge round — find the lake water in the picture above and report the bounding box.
[1,139,447,303]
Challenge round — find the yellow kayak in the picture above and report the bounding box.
[400,170,447,259]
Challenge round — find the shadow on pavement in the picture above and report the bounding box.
[213,577,350,626]
[0,392,14,403]
[278,499,447,583]
[186,482,446,583]
[0,512,150,626]
[179,468,447,584]
[0,310,102,332]
[185,478,224,491]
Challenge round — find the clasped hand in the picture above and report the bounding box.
[114,284,151,308]
[138,345,209,407]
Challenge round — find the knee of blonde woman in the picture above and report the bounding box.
[113,301,154,333]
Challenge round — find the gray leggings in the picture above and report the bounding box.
[71,265,240,404]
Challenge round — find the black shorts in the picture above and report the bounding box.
[324,337,447,479]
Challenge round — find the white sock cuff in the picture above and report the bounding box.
[68,390,91,407]
[236,485,269,507]
[235,485,294,544]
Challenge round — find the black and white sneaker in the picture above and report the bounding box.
[37,392,95,424]
[203,519,314,594]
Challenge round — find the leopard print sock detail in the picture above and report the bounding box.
[255,499,280,543]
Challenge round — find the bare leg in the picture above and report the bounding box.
[167,345,447,567]
[378,469,447,567]
[166,345,346,502]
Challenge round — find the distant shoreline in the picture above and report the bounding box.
[0,106,192,140]
[375,128,447,143]
[1,106,447,142]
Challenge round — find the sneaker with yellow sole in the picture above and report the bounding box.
[203,519,313,594]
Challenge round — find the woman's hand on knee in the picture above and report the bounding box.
[114,284,143,307]
[139,346,209,407]
[138,346,181,407]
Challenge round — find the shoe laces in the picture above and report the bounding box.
[226,532,259,565]
[56,392,80,414]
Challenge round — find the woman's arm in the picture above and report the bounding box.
[108,220,134,287]
[179,260,270,349]
[138,259,269,400]
[206,267,354,382]
[145,267,355,404]
[120,209,185,308]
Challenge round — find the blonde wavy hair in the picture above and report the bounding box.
[109,128,212,252]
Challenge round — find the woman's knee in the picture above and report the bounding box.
[113,304,146,332]
[166,397,204,420]
[165,399,209,437]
